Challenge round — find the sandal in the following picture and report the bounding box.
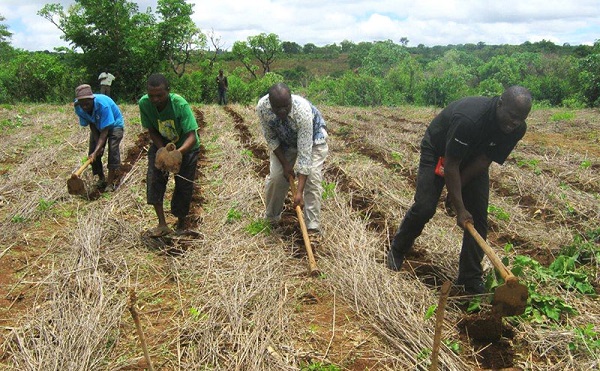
[148,225,172,237]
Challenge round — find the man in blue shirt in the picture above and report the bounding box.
[74,84,124,191]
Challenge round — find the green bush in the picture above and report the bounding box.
[227,75,252,104]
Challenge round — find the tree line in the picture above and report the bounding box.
[0,0,599,108]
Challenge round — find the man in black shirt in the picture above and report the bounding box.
[387,86,532,294]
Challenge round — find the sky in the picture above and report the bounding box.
[1,0,599,52]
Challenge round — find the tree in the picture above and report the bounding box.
[361,40,408,77]
[282,41,302,54]
[303,43,317,54]
[340,40,355,53]
[420,50,475,106]
[578,52,600,106]
[231,41,259,79]
[38,0,201,99]
[233,33,282,77]
[383,56,423,104]
[0,14,14,60]
[347,41,374,69]
[0,15,11,45]
[156,0,206,77]
[205,28,226,68]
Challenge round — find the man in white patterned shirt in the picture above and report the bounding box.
[256,83,328,235]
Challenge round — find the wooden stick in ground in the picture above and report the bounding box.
[289,176,320,276]
[430,281,452,371]
[128,289,155,371]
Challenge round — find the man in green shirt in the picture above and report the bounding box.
[139,73,200,237]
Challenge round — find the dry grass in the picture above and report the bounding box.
[0,103,598,370]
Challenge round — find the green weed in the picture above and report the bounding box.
[37,198,56,212]
[337,125,352,137]
[300,362,340,371]
[511,252,595,322]
[226,207,242,223]
[443,339,461,354]
[466,296,483,313]
[550,111,575,121]
[416,348,431,363]
[245,219,271,236]
[424,304,437,320]
[488,204,510,221]
[189,307,208,321]
[579,159,592,169]
[0,115,23,129]
[516,158,542,175]
[321,181,336,200]
[390,151,403,162]
[11,215,26,223]
[241,149,254,159]
[569,324,600,356]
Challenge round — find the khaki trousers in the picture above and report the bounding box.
[265,143,328,230]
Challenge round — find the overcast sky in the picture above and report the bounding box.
[2,0,599,52]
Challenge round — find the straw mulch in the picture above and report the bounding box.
[0,103,598,370]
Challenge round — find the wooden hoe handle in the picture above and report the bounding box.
[289,176,320,276]
[465,222,513,281]
[72,158,93,178]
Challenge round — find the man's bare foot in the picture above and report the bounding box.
[148,225,172,237]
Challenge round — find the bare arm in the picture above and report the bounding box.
[147,127,165,149]
[444,153,491,228]
[89,126,109,163]
[177,131,197,155]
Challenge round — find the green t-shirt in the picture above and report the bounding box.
[138,93,200,150]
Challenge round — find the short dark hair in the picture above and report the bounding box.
[268,82,290,98]
[502,85,532,108]
[147,73,170,90]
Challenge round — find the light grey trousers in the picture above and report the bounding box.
[265,143,329,230]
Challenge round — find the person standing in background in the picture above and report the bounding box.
[98,70,116,97]
[216,69,229,105]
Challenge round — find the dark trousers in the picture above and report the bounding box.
[146,144,199,218]
[390,140,489,284]
[100,85,111,96]
[89,127,123,178]
[218,89,227,105]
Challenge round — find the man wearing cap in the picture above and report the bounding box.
[74,84,124,191]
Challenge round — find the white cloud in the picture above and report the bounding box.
[1,0,598,51]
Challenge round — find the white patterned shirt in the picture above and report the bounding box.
[256,94,327,175]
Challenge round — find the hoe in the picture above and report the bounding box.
[67,158,92,196]
[465,221,529,317]
[289,176,320,277]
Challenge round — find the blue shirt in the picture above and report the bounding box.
[74,94,124,130]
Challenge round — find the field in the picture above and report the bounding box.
[0,102,598,370]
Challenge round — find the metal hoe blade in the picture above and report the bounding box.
[67,176,87,196]
[492,277,529,317]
